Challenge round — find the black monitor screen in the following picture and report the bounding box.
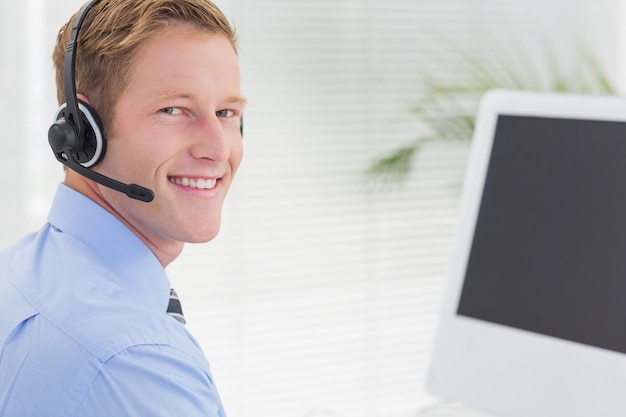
[457,114,626,354]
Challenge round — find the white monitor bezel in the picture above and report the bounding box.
[427,89,626,417]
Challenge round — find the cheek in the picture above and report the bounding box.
[99,135,160,186]
[115,126,170,166]
[105,136,145,170]
[230,139,244,175]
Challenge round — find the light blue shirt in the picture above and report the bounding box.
[0,184,226,417]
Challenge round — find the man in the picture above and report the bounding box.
[0,0,246,415]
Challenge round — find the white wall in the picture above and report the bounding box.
[0,1,623,417]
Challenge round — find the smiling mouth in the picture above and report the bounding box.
[169,176,218,190]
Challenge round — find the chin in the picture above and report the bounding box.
[186,226,221,244]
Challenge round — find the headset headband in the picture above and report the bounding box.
[63,0,102,142]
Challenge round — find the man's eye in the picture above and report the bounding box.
[216,109,235,118]
[160,107,182,115]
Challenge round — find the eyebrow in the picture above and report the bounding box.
[151,92,247,107]
[225,94,248,106]
[150,92,193,104]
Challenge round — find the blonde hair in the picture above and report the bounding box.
[52,0,237,134]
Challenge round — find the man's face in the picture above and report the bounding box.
[95,26,245,250]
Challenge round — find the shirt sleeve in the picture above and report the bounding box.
[73,343,227,417]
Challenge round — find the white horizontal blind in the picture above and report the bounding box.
[0,1,621,417]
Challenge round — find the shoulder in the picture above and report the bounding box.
[74,343,226,417]
[0,222,180,359]
[0,228,219,414]
[1,312,223,416]
[0,263,216,414]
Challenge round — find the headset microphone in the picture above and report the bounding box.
[47,0,154,203]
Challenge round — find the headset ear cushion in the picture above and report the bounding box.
[75,100,106,168]
[52,100,107,168]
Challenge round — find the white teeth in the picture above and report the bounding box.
[170,177,217,190]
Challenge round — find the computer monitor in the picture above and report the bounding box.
[427,90,626,417]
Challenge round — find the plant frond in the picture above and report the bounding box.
[368,40,616,185]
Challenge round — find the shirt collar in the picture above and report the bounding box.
[47,183,170,313]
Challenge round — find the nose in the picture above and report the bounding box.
[190,114,230,162]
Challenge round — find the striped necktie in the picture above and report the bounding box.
[167,288,186,325]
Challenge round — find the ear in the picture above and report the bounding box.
[77,93,91,104]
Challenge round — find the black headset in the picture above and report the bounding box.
[48,0,154,202]
[47,0,244,203]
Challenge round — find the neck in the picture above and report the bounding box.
[64,172,184,267]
